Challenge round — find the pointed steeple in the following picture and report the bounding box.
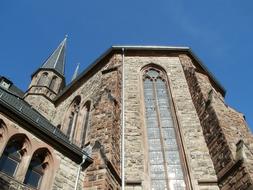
[25,37,68,101]
[71,63,80,81]
[41,36,67,76]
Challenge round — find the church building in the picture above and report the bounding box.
[0,37,253,190]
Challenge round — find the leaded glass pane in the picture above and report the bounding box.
[165,151,181,165]
[167,165,184,180]
[169,180,186,190]
[147,128,160,139]
[148,139,162,151]
[151,180,167,190]
[164,138,178,151]
[149,151,164,164]
[150,165,166,179]
[161,119,173,128]
[146,70,160,78]
[163,128,176,139]
[144,71,186,189]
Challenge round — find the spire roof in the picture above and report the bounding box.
[71,63,80,81]
[41,37,67,76]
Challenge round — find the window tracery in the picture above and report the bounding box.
[66,96,81,142]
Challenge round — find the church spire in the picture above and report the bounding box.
[25,37,68,101]
[71,63,80,81]
[41,36,67,76]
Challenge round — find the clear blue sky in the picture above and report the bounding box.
[0,1,252,129]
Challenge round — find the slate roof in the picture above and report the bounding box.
[0,76,24,98]
[0,85,92,163]
[40,37,67,76]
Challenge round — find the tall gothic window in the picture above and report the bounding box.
[37,72,48,86]
[143,67,186,189]
[49,76,57,91]
[80,102,91,147]
[66,96,81,142]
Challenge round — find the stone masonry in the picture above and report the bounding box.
[1,42,253,190]
[124,52,219,190]
[180,54,253,190]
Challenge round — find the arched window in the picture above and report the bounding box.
[49,76,57,91]
[67,112,75,137]
[37,72,48,86]
[66,96,81,142]
[143,67,186,189]
[0,137,26,176]
[80,102,91,147]
[24,148,51,189]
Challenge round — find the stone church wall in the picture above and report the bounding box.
[0,113,85,190]
[180,54,253,190]
[124,53,218,190]
[25,94,56,121]
[53,54,122,189]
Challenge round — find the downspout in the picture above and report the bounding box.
[121,48,125,190]
[74,153,87,190]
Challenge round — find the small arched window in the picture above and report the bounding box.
[24,148,51,189]
[49,76,57,91]
[37,72,48,86]
[142,67,187,189]
[0,137,25,176]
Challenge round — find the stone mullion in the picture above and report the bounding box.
[152,79,170,189]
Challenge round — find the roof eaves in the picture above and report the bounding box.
[112,45,190,51]
[187,48,226,96]
[54,45,226,102]
[0,87,92,162]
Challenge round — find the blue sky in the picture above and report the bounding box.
[0,0,252,128]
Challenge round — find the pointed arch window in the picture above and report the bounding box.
[66,96,81,142]
[38,72,48,86]
[80,102,91,147]
[143,67,186,189]
[49,76,57,91]
[0,138,24,176]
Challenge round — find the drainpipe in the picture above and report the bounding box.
[121,48,125,190]
[74,153,87,190]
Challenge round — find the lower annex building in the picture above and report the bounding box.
[0,37,253,190]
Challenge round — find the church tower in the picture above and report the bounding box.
[24,37,67,118]
[25,37,66,101]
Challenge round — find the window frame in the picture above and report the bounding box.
[141,65,191,189]
[0,138,24,177]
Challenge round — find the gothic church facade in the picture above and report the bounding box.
[0,37,253,190]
